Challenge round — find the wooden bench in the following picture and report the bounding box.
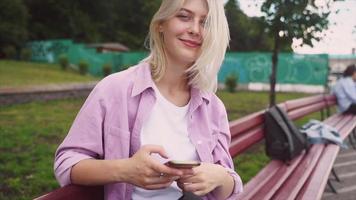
[35,94,356,200]
[231,94,356,200]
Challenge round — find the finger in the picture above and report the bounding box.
[183,183,205,193]
[178,174,201,183]
[180,168,195,176]
[151,162,183,176]
[143,145,169,159]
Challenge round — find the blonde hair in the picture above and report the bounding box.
[142,0,230,92]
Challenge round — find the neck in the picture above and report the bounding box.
[156,57,192,92]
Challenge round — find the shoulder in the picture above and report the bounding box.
[208,93,227,113]
[90,63,143,101]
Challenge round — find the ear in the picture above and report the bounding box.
[158,25,164,32]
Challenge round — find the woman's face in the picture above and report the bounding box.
[160,0,208,66]
[352,71,356,81]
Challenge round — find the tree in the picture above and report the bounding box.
[225,0,290,52]
[115,0,161,49]
[0,0,28,49]
[261,0,330,106]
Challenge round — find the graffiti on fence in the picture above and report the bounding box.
[220,53,328,85]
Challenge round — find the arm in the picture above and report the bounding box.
[177,98,242,199]
[54,81,184,188]
[71,145,185,189]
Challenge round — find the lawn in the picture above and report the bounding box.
[0,90,325,199]
[0,60,98,88]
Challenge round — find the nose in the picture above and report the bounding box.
[189,19,201,36]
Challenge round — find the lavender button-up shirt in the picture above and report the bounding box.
[54,62,243,200]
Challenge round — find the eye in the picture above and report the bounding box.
[200,19,206,27]
[177,13,191,21]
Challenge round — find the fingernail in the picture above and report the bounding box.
[172,176,180,180]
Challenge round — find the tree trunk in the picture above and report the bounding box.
[269,33,280,107]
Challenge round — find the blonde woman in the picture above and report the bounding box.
[54,0,243,199]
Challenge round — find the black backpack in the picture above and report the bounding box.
[264,105,310,162]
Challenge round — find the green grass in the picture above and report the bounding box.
[0,98,86,200]
[0,60,98,88]
[0,90,326,199]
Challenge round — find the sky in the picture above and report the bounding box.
[233,0,356,55]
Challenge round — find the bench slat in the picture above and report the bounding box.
[297,115,356,200]
[237,152,304,200]
[229,111,264,137]
[288,102,326,120]
[272,114,348,200]
[34,184,103,200]
[238,114,341,200]
[285,95,324,111]
[272,145,324,200]
[229,126,264,157]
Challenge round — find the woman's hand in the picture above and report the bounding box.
[121,145,185,190]
[177,163,233,197]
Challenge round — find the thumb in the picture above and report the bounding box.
[142,144,169,159]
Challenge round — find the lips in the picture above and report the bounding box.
[179,39,202,48]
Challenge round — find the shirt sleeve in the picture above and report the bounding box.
[343,78,356,103]
[54,83,107,186]
[211,100,243,199]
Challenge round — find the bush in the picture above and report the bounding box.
[102,63,112,77]
[225,73,238,93]
[3,46,17,59]
[20,48,32,61]
[78,60,89,75]
[120,64,131,71]
[58,54,69,70]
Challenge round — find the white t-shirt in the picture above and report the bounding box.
[132,85,199,200]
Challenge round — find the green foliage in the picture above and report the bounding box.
[225,73,238,93]
[120,64,131,71]
[20,48,32,61]
[0,0,28,48]
[0,60,98,88]
[58,54,69,70]
[261,0,330,48]
[102,63,112,77]
[225,0,284,51]
[23,0,161,49]
[78,60,89,75]
[3,46,17,59]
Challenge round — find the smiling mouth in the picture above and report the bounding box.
[179,39,202,48]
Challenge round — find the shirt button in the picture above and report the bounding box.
[197,140,202,144]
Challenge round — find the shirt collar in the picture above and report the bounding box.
[131,62,155,97]
[131,62,211,104]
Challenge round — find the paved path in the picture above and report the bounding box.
[0,82,97,106]
[322,137,356,200]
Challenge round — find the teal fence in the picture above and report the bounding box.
[221,53,329,85]
[27,39,329,85]
[26,39,147,76]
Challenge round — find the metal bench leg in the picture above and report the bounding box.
[327,179,338,193]
[349,133,356,150]
[332,168,341,182]
[353,129,356,148]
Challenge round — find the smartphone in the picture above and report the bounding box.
[166,160,201,169]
